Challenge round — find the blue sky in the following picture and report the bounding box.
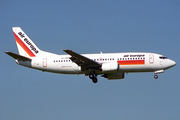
[1,0,180,120]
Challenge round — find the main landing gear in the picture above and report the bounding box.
[89,71,98,83]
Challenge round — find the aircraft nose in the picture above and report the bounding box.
[169,59,176,67]
[172,60,176,66]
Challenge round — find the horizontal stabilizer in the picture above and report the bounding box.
[5,51,31,61]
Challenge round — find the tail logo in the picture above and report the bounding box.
[18,32,39,54]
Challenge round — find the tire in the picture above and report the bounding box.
[154,75,158,79]
[92,77,98,83]
[89,74,94,79]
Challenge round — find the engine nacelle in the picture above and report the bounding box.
[101,63,119,72]
[102,73,125,80]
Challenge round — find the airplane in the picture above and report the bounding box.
[5,27,176,83]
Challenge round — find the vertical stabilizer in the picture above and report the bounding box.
[12,27,41,57]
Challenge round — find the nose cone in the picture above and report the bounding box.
[171,60,176,67]
[168,59,176,68]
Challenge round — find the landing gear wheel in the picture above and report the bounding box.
[92,77,98,83]
[89,70,98,83]
[154,74,158,79]
[89,74,94,79]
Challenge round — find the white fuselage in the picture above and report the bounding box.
[18,52,176,75]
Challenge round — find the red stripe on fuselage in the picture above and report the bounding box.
[117,60,145,65]
[13,32,36,57]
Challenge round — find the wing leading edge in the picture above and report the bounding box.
[63,49,101,71]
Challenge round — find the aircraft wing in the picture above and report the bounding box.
[63,49,101,69]
[5,51,31,61]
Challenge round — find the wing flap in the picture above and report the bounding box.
[5,51,31,61]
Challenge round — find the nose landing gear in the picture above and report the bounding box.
[154,74,158,79]
[154,69,164,79]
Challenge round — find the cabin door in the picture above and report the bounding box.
[42,58,47,67]
[149,54,154,64]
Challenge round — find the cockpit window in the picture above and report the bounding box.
[159,56,168,59]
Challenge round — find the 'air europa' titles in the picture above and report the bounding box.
[18,32,39,54]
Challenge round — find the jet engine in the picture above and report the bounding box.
[101,63,119,72]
